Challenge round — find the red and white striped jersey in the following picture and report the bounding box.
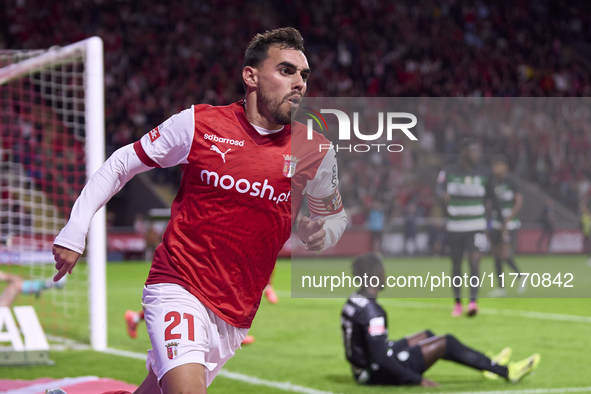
[134,101,343,328]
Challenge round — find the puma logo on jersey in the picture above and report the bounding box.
[211,145,231,163]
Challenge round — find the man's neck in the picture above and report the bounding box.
[359,287,380,299]
[243,94,283,130]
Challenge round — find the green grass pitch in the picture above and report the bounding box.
[2,255,591,393]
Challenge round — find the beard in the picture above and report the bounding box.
[257,85,298,125]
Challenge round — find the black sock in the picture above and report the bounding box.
[451,248,463,302]
[505,256,520,273]
[494,258,503,287]
[443,335,508,378]
[469,260,479,301]
[424,329,435,338]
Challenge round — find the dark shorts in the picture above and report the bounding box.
[359,339,426,386]
[446,230,487,253]
[489,229,516,246]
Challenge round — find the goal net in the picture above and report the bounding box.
[0,37,106,350]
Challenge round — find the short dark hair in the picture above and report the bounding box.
[352,253,383,278]
[243,27,305,69]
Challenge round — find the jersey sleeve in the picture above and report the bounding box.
[305,148,344,216]
[133,107,195,168]
[53,144,151,253]
[305,148,348,250]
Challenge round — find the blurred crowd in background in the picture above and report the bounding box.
[2,0,591,228]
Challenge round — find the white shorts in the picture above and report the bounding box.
[142,283,248,386]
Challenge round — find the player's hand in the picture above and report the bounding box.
[298,216,326,251]
[420,378,439,387]
[52,244,81,282]
[442,192,450,205]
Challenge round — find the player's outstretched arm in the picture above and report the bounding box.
[53,108,195,279]
[52,143,151,280]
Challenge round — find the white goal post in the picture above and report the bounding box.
[0,37,106,350]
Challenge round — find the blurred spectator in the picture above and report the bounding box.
[367,200,385,253]
[3,0,591,221]
[537,197,555,253]
[403,202,418,255]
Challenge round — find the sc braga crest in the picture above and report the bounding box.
[304,108,418,152]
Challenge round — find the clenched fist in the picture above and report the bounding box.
[298,216,326,252]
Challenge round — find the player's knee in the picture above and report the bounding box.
[444,334,457,346]
[160,364,207,394]
[161,386,206,394]
[424,329,435,338]
[444,334,460,351]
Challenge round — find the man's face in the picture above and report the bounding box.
[463,143,481,165]
[255,45,310,125]
[492,161,507,178]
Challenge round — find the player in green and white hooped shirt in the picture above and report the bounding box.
[489,155,524,297]
[436,138,503,317]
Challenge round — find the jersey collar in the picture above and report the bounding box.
[233,100,291,145]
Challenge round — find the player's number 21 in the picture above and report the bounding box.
[164,311,195,341]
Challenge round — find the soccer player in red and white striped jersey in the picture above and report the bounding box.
[51,28,347,394]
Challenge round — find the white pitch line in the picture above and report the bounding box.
[4,376,100,394]
[46,334,91,351]
[102,347,147,361]
[218,370,338,394]
[277,291,591,324]
[100,348,339,394]
[424,387,591,394]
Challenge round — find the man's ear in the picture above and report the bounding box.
[243,66,257,89]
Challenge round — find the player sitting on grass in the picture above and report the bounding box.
[340,253,540,387]
[0,270,65,307]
